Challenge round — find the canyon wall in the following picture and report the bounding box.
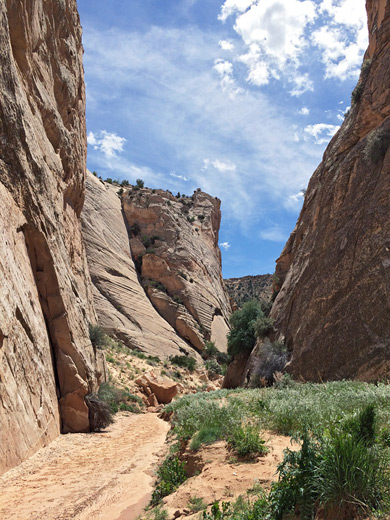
[271,0,390,381]
[0,0,102,475]
[82,178,231,357]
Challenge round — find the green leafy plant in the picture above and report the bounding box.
[136,178,144,188]
[169,355,196,372]
[227,424,268,459]
[89,323,109,349]
[151,456,187,504]
[227,300,263,358]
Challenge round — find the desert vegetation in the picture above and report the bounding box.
[151,380,390,519]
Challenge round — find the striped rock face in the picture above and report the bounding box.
[0,0,103,475]
[271,0,390,382]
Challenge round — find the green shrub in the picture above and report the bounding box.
[105,177,113,184]
[188,496,207,513]
[206,359,223,376]
[254,315,274,339]
[170,355,196,372]
[130,222,140,236]
[364,127,390,163]
[151,456,187,504]
[204,340,218,358]
[89,323,109,349]
[227,424,268,458]
[269,407,390,519]
[98,382,143,414]
[136,178,144,188]
[117,187,124,196]
[227,300,263,358]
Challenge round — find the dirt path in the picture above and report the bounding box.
[0,413,169,520]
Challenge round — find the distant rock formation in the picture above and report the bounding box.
[0,0,103,475]
[224,274,273,309]
[271,0,390,381]
[82,178,231,356]
[82,174,197,359]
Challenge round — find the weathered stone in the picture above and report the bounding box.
[224,275,273,309]
[144,374,178,404]
[82,173,198,359]
[0,0,101,475]
[122,188,232,352]
[271,0,390,382]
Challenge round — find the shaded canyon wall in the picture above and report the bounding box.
[0,0,103,475]
[271,0,390,381]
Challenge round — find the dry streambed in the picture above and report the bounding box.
[0,414,169,520]
[0,409,293,520]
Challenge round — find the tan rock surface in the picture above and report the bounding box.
[271,0,390,381]
[123,187,232,352]
[0,0,102,474]
[82,173,197,359]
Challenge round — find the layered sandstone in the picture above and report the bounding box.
[271,0,390,381]
[123,186,232,352]
[82,174,197,359]
[0,0,102,475]
[224,274,273,309]
[82,180,231,355]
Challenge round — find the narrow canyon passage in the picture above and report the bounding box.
[0,413,169,520]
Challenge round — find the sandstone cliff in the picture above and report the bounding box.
[271,0,390,381]
[0,0,102,475]
[82,179,231,356]
[224,274,273,309]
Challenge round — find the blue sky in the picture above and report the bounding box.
[78,0,368,278]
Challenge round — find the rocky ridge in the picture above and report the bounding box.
[224,274,273,309]
[271,0,390,381]
[82,177,231,357]
[0,0,103,475]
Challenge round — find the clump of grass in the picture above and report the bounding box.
[169,355,196,372]
[98,382,144,413]
[227,424,268,459]
[190,425,223,451]
[188,496,207,513]
[151,456,187,504]
[85,393,114,432]
[269,405,390,519]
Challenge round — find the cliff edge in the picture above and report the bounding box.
[0,0,102,475]
[271,0,390,381]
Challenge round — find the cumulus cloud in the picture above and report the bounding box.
[87,130,126,158]
[304,123,340,145]
[220,241,231,250]
[219,39,235,51]
[218,0,368,91]
[284,189,305,210]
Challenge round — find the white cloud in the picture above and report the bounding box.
[213,58,243,97]
[298,107,310,115]
[220,241,231,250]
[218,0,368,92]
[311,0,368,80]
[203,158,237,172]
[219,39,235,51]
[260,226,287,242]
[218,0,257,22]
[304,123,340,145]
[170,172,190,181]
[284,189,305,210]
[87,130,126,158]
